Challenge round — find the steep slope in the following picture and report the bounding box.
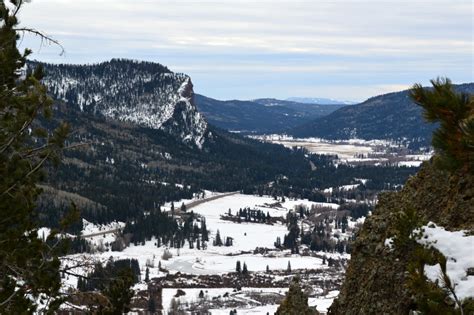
[291,83,474,147]
[329,162,473,314]
[31,59,312,227]
[195,94,343,134]
[328,81,474,314]
[28,59,208,148]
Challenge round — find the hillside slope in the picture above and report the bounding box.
[29,59,208,148]
[195,94,343,134]
[329,162,473,314]
[291,83,474,147]
[32,60,311,226]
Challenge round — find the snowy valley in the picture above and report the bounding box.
[58,192,365,314]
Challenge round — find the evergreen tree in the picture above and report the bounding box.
[287,261,292,273]
[196,237,201,250]
[236,260,241,273]
[214,229,223,246]
[102,268,135,314]
[145,267,150,282]
[148,295,156,313]
[242,262,248,275]
[276,277,317,315]
[0,1,70,313]
[410,78,474,171]
[201,218,209,242]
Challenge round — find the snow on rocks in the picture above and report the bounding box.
[417,223,474,301]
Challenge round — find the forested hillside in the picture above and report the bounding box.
[195,94,343,133]
[32,60,314,228]
[291,83,474,148]
[28,59,208,148]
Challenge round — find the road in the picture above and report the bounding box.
[81,191,240,238]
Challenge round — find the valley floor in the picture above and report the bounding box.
[61,192,354,314]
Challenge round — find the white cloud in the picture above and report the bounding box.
[17,0,473,99]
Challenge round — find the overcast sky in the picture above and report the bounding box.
[18,0,473,102]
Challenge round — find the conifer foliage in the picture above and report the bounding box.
[0,1,69,313]
[276,277,317,315]
[410,78,473,171]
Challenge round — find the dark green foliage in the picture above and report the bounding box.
[102,267,135,315]
[124,209,207,250]
[34,96,315,227]
[242,262,248,275]
[145,267,150,283]
[391,207,466,314]
[411,78,473,171]
[214,229,223,246]
[0,1,69,312]
[79,259,137,313]
[276,277,317,315]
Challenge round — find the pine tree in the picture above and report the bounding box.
[214,229,223,246]
[103,268,135,314]
[276,277,317,315]
[236,260,241,273]
[145,267,150,282]
[148,295,156,312]
[0,1,70,313]
[287,261,292,273]
[201,218,209,242]
[242,262,248,275]
[410,78,474,171]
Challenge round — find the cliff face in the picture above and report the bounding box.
[28,59,208,148]
[329,161,474,314]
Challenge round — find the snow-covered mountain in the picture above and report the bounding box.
[28,59,208,148]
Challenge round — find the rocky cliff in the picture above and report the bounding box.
[328,160,473,314]
[28,59,208,148]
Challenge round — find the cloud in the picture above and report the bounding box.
[17,0,473,100]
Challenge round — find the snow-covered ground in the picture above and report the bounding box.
[65,194,335,279]
[62,193,349,312]
[251,135,433,166]
[162,287,339,314]
[417,223,474,301]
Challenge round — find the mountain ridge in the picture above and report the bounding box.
[195,94,343,134]
[290,83,474,147]
[286,97,355,105]
[28,59,209,148]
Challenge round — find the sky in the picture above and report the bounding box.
[18,0,473,102]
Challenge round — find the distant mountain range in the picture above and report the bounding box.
[289,83,474,147]
[286,97,355,105]
[195,95,344,134]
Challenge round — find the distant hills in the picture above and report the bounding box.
[195,95,344,134]
[290,83,474,147]
[286,97,355,105]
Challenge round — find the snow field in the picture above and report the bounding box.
[162,287,339,314]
